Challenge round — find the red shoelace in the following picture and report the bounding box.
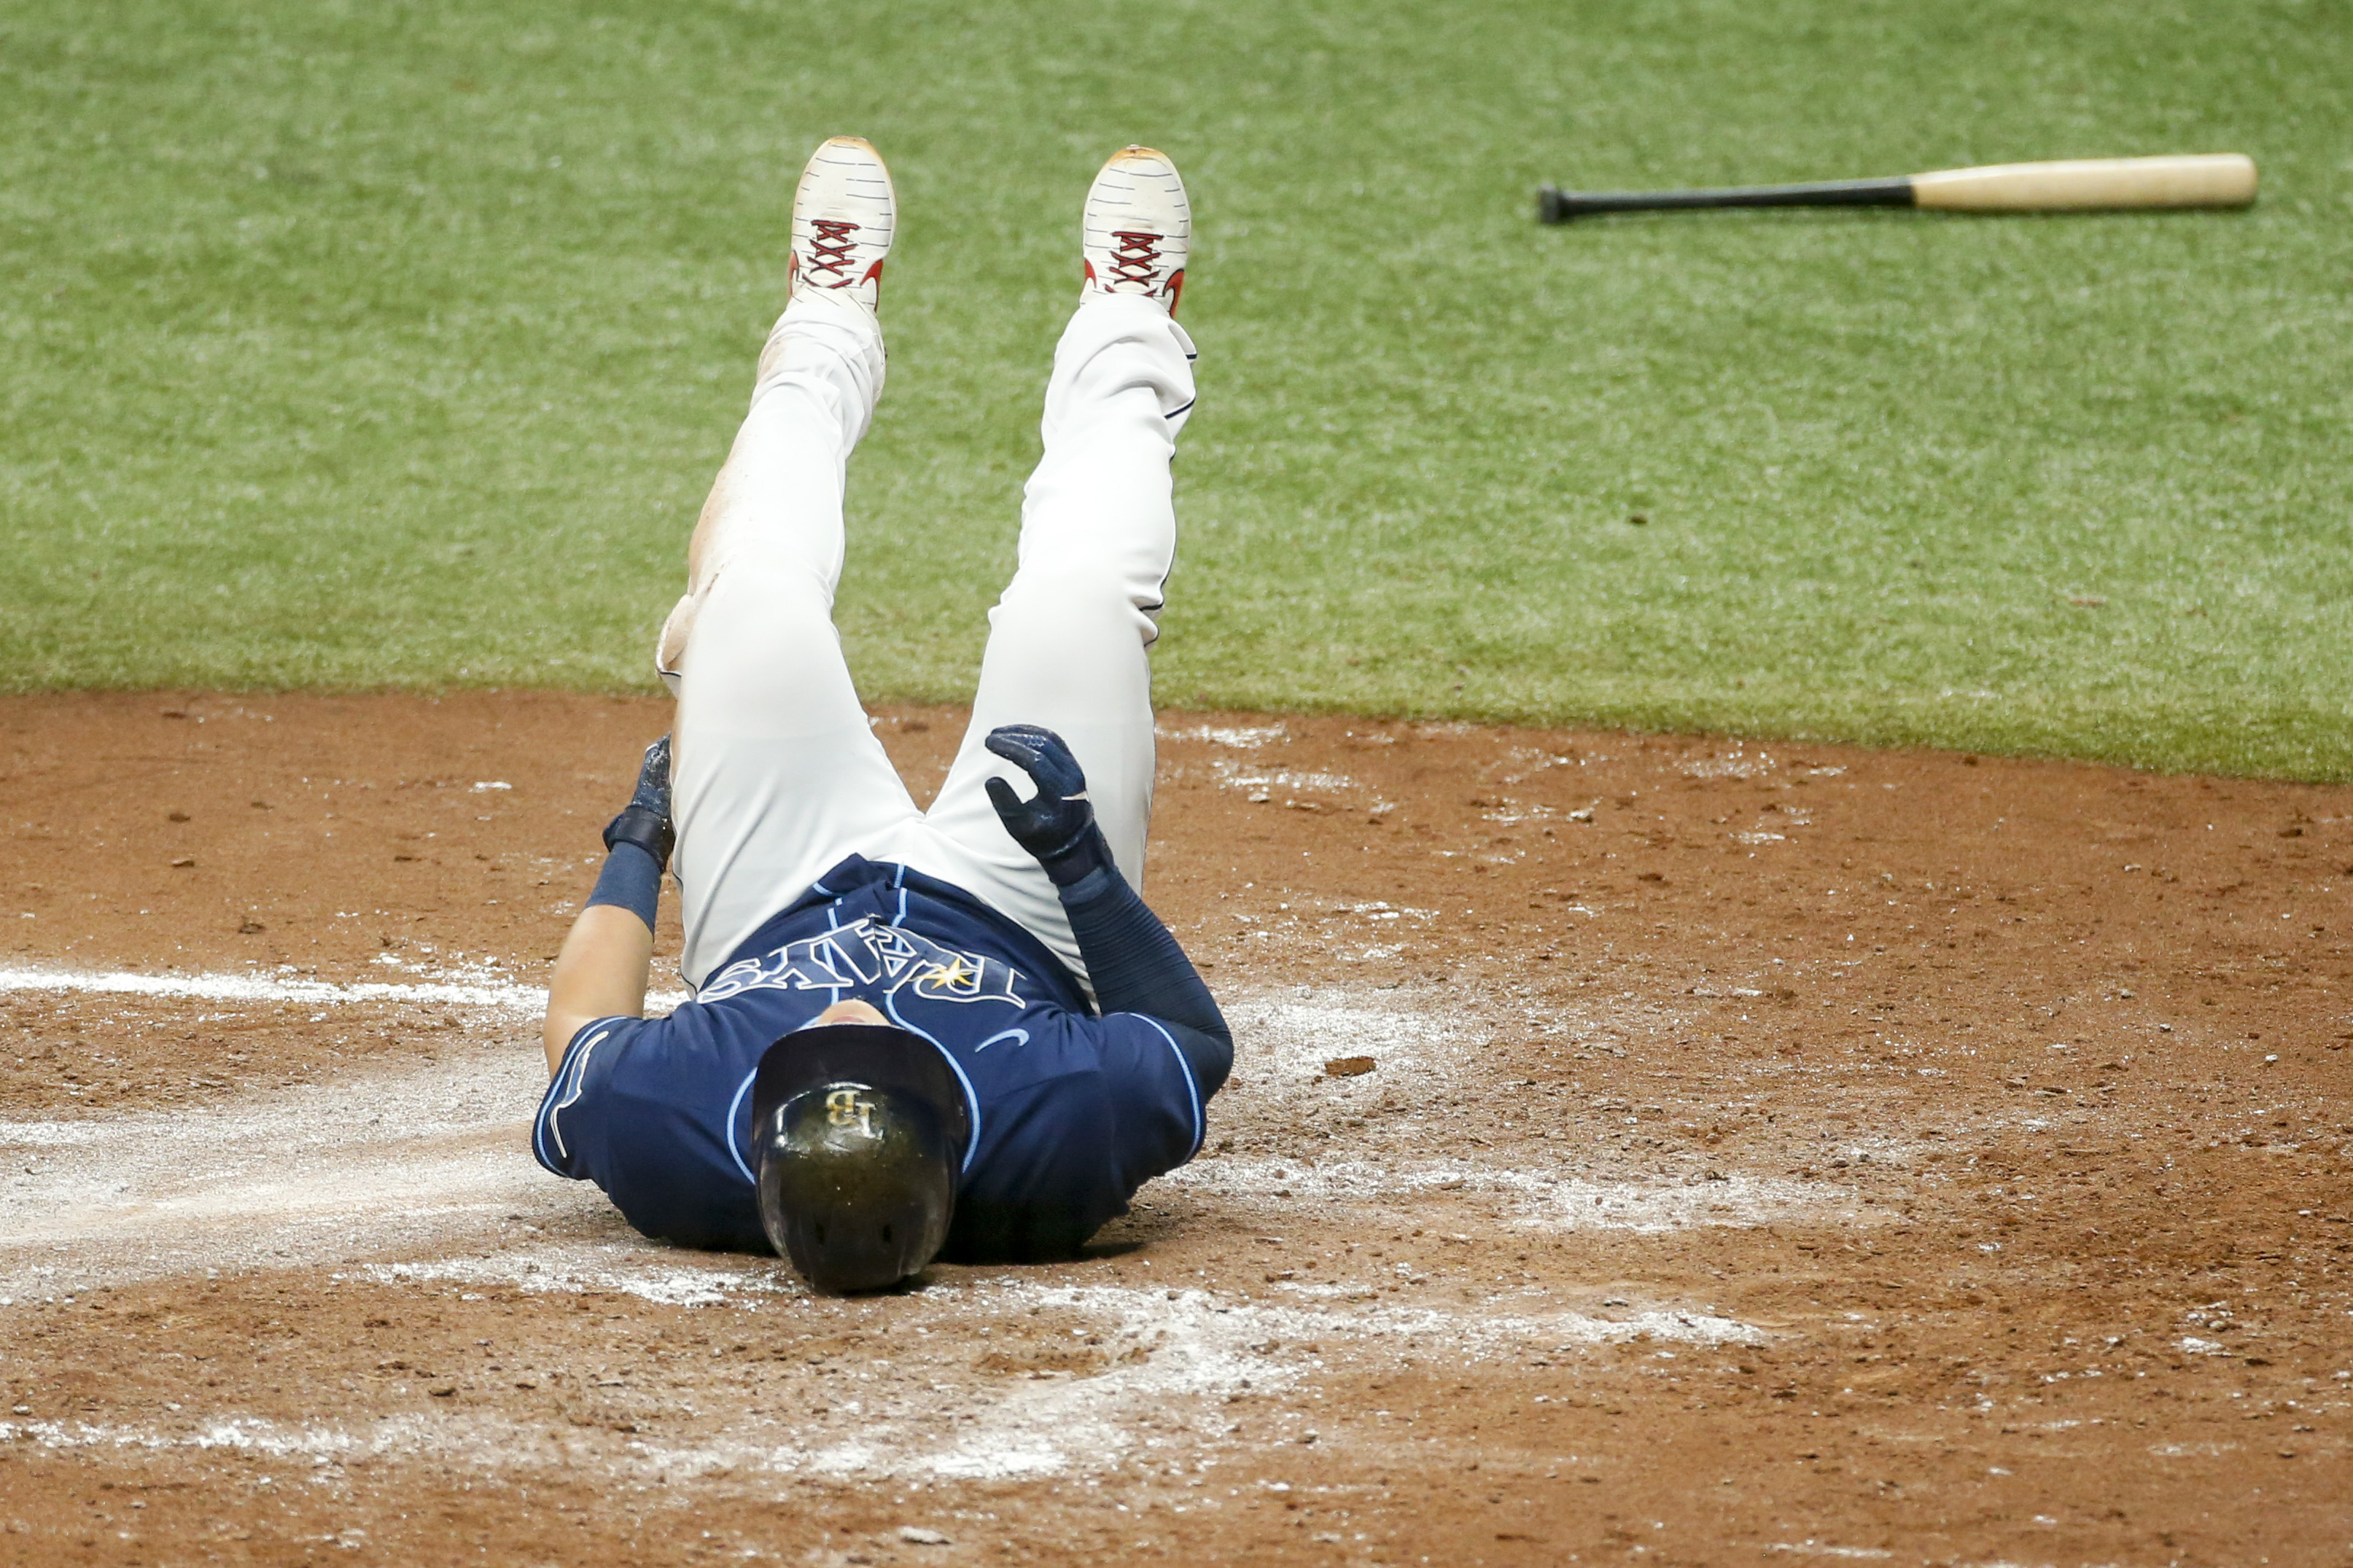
[806,218,861,284]
[1108,230,1166,288]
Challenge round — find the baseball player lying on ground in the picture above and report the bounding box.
[532,139,1230,1294]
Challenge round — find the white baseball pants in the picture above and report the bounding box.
[658,289,1198,990]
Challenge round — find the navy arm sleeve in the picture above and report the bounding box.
[1057,861,1231,1099]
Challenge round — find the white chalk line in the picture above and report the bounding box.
[1156,721,1286,749]
[1167,1154,1843,1233]
[353,1248,798,1310]
[0,963,549,1016]
[0,962,691,1018]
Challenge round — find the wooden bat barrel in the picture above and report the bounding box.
[1910,154,2257,211]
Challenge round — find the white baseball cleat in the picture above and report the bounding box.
[788,136,895,311]
[1082,145,1189,315]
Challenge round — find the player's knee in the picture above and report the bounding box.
[997,561,1162,625]
[692,564,834,646]
[664,574,841,703]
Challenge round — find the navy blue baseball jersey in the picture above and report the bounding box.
[533,855,1223,1259]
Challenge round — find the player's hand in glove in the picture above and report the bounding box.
[984,724,1112,886]
[602,735,676,872]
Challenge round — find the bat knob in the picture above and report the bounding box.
[1537,184,1569,224]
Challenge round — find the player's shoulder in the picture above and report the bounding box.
[541,1007,719,1107]
[562,1009,654,1056]
[546,1013,652,1096]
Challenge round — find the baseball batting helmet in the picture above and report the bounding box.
[749,1023,972,1295]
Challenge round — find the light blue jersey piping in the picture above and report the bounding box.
[1129,1014,1205,1158]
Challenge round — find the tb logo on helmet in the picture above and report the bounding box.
[825,1087,879,1137]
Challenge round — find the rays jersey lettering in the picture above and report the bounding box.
[695,916,1024,1008]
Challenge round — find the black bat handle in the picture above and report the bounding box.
[1539,177,1916,223]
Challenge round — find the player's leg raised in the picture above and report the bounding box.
[666,137,917,986]
[911,147,1197,970]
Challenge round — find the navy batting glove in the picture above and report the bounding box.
[984,724,1112,886]
[602,735,677,872]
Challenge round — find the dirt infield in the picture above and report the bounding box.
[2,691,2349,1566]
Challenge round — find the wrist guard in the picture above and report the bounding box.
[602,736,676,872]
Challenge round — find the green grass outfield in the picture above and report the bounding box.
[5,0,2349,778]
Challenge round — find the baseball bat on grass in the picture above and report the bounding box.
[1536,153,2257,223]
